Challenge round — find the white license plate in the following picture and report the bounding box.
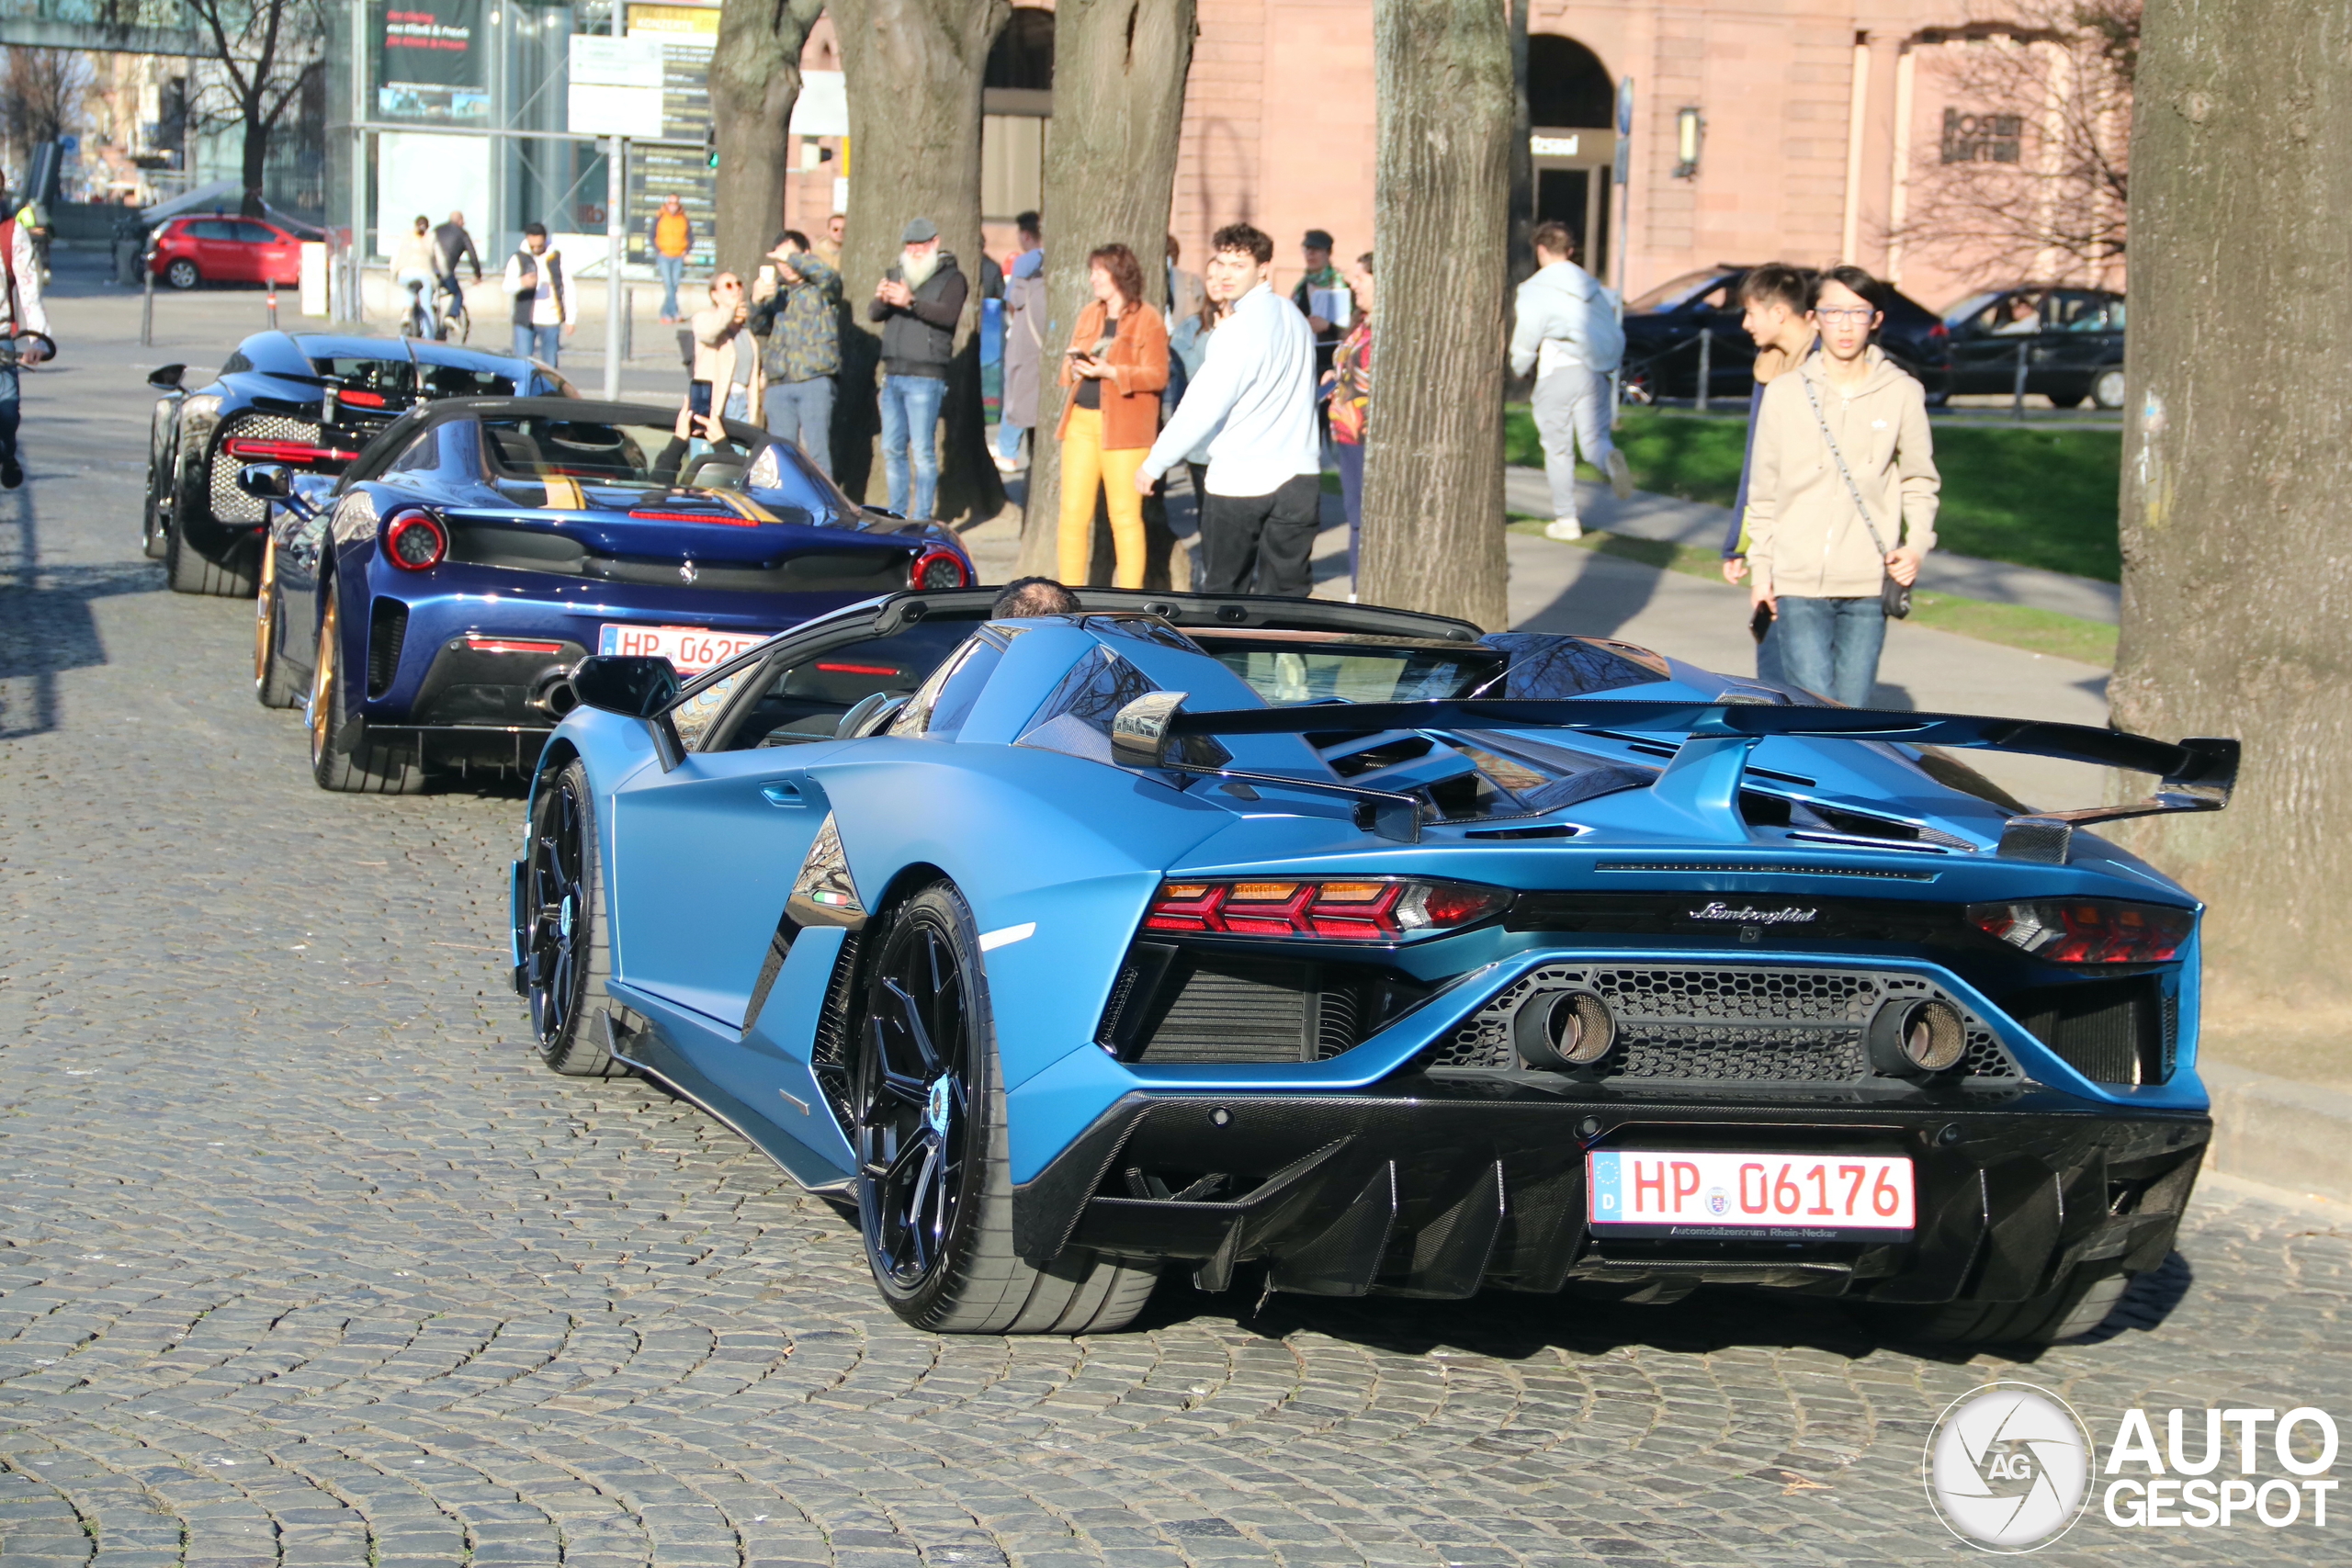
[1588,1149,1917,1241]
[598,623,767,674]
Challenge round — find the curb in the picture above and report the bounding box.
[2200,1061,2352,1206]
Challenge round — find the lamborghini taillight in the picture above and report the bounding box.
[1143,877,1509,941]
[1967,898,2194,964]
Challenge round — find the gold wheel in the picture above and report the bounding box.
[309,594,337,767]
[253,539,277,691]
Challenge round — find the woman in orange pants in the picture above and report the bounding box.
[1057,243,1170,587]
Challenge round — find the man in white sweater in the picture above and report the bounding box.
[1136,221,1319,596]
[1508,221,1631,540]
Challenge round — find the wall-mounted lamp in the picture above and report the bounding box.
[1675,107,1704,179]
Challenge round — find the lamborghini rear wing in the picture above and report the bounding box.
[1110,694,2237,861]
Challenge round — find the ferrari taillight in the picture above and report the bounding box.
[1967,898,2194,964]
[383,508,447,571]
[910,547,969,590]
[1144,877,1510,941]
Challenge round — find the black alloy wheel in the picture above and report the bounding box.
[855,904,975,1295]
[524,770,592,1055]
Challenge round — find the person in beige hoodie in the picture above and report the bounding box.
[1745,265,1939,705]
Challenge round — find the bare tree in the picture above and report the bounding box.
[1,48,93,166]
[2110,0,2351,1043]
[711,0,827,285]
[1895,1,2136,286]
[1015,0,1199,581]
[183,0,325,217]
[1357,0,1514,629]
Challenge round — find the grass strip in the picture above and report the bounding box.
[1504,404,2123,583]
[1502,518,2117,668]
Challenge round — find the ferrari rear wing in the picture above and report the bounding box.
[1111,694,2237,860]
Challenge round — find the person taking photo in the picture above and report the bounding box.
[749,231,842,477]
[1056,243,1169,588]
[1743,265,1939,706]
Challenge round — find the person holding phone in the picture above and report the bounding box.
[1056,243,1169,588]
[679,272,751,444]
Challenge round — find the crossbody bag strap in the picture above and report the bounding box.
[1799,373,1892,558]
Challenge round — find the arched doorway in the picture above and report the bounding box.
[983,8,1054,222]
[1527,34,1615,276]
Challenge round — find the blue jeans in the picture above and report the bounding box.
[877,374,945,519]
[996,419,1027,460]
[763,377,836,478]
[0,366,19,470]
[1773,595,1886,706]
[512,322,560,365]
[1333,439,1364,584]
[656,254,684,319]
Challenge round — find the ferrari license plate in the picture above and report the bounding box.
[598,623,766,674]
[1587,1149,1917,1241]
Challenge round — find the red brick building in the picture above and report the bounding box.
[780,1,2105,318]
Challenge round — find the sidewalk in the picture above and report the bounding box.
[1502,465,2120,625]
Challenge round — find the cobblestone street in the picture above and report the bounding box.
[4,284,2349,1567]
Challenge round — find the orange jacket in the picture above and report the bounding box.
[1056,299,1170,450]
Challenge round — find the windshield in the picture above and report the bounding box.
[1197,633,1507,705]
[481,413,752,488]
[1940,291,2003,326]
[1627,268,1731,312]
[310,356,518,406]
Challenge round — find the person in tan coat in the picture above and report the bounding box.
[1057,243,1170,587]
[1745,265,1939,705]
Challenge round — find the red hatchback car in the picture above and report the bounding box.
[150,216,303,290]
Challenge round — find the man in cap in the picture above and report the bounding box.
[868,216,967,520]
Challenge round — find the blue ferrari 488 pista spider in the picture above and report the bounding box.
[246,397,972,792]
[511,589,2235,1342]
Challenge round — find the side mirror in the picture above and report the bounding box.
[1109,691,1188,770]
[236,463,293,502]
[148,364,186,390]
[571,655,681,719]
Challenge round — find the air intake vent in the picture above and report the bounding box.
[1096,943,1430,1065]
[367,598,410,697]
[2007,975,2170,1086]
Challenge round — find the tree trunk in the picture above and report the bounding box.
[1013,0,1200,583]
[711,0,826,286]
[1358,0,1513,628]
[241,113,268,217]
[831,0,1009,525]
[2109,0,2352,1030]
[1506,0,1534,288]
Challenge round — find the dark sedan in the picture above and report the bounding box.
[144,331,572,597]
[1942,287,2127,409]
[248,398,977,792]
[1620,265,1952,403]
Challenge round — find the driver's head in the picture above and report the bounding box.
[991,577,1080,617]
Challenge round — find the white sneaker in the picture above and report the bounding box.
[1605,448,1634,501]
[1545,518,1583,542]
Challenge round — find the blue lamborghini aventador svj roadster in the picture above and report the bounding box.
[511,589,2235,1342]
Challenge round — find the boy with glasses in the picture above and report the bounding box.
[1742,265,1939,706]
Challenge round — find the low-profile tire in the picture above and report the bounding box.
[853,880,1159,1335]
[254,540,302,708]
[164,512,258,597]
[308,592,424,794]
[164,258,199,290]
[1857,1267,2131,1348]
[520,759,635,1077]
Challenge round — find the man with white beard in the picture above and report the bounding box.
[867,218,968,521]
